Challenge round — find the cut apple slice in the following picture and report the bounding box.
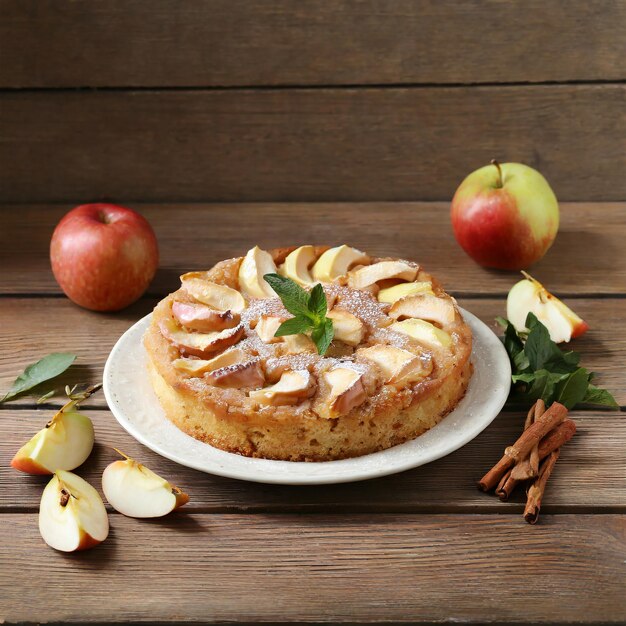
[321,367,367,417]
[180,273,246,313]
[173,347,247,376]
[327,309,365,346]
[255,315,285,343]
[390,318,452,350]
[282,333,317,354]
[172,301,240,332]
[389,294,456,326]
[205,359,265,388]
[102,451,189,519]
[378,281,434,303]
[358,345,432,384]
[39,470,109,552]
[311,245,370,282]
[348,261,418,290]
[249,369,314,406]
[507,272,589,343]
[238,246,278,298]
[279,245,317,286]
[159,318,244,357]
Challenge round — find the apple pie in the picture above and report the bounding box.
[144,245,473,461]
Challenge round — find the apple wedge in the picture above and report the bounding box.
[321,367,367,417]
[39,470,109,552]
[249,370,314,406]
[311,245,370,282]
[172,301,240,332]
[348,261,418,290]
[378,281,434,304]
[358,345,432,384]
[102,451,189,518]
[159,318,244,357]
[205,359,265,388]
[173,347,247,376]
[507,272,589,343]
[180,273,246,313]
[255,315,285,343]
[282,333,317,354]
[390,318,452,350]
[238,246,278,298]
[279,245,317,286]
[389,294,456,326]
[327,309,365,346]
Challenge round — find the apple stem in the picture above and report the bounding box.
[491,159,504,188]
[112,447,132,461]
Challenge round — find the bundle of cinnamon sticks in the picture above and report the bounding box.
[478,400,576,524]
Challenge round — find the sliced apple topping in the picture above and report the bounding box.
[255,315,285,343]
[205,359,265,388]
[39,470,109,552]
[173,347,247,376]
[159,318,244,358]
[390,318,452,350]
[358,345,432,385]
[389,294,456,326]
[238,245,278,298]
[507,272,589,343]
[180,273,246,313]
[102,451,189,519]
[378,281,434,303]
[348,261,418,290]
[172,301,240,332]
[311,245,370,283]
[327,308,365,346]
[279,245,317,286]
[282,333,317,354]
[321,367,367,417]
[249,369,314,406]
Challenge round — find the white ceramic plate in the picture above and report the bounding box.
[103,309,510,485]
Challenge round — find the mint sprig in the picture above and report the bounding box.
[263,274,334,355]
[497,313,618,410]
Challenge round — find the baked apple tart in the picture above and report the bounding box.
[144,245,472,461]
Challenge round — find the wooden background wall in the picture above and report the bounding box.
[0,0,625,204]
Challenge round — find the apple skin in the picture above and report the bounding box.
[450,163,559,270]
[50,203,159,311]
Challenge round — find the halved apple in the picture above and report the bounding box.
[507,272,589,343]
[180,273,246,313]
[378,281,434,304]
[205,359,265,388]
[173,347,247,376]
[249,369,314,406]
[348,261,418,290]
[279,245,317,286]
[102,451,189,518]
[39,471,109,552]
[390,318,452,350]
[322,367,367,417]
[238,246,278,298]
[255,315,285,343]
[159,318,244,357]
[311,245,370,282]
[327,309,365,346]
[358,345,432,384]
[172,301,240,332]
[389,294,456,326]
[12,409,94,475]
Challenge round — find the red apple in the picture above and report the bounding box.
[50,203,159,311]
[450,161,559,270]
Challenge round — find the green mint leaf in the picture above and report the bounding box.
[501,320,529,372]
[495,316,509,330]
[524,315,560,371]
[307,283,327,321]
[1,353,76,403]
[523,369,567,404]
[311,318,334,355]
[263,273,312,319]
[553,367,590,409]
[274,316,314,337]
[581,384,619,409]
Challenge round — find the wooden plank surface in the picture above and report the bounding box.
[0,297,623,408]
[1,409,623,513]
[1,514,624,624]
[1,1,625,87]
[2,203,625,296]
[1,86,624,203]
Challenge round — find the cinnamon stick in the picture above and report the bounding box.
[478,401,568,492]
[524,450,560,524]
[510,400,544,481]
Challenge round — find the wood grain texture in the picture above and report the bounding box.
[1,410,623,512]
[1,0,625,87]
[2,203,625,295]
[0,297,623,408]
[1,86,624,203]
[1,514,624,624]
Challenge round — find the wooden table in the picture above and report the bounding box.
[1,202,625,624]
